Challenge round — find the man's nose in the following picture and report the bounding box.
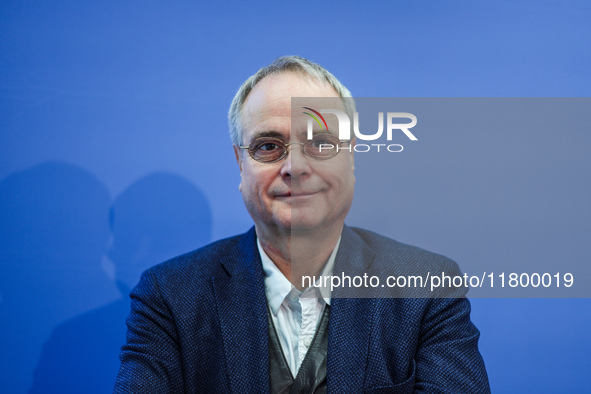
[280,143,311,178]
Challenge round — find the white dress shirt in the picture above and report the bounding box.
[258,236,341,377]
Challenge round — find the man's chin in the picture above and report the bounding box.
[263,209,334,234]
[288,223,317,233]
[287,216,329,233]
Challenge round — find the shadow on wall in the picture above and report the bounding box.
[0,162,118,394]
[28,171,213,393]
[0,163,212,393]
[27,171,213,393]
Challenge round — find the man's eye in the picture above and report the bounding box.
[311,137,333,148]
[258,142,279,151]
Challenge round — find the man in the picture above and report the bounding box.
[115,56,490,393]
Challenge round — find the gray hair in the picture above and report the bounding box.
[228,55,354,146]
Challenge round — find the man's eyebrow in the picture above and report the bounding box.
[293,129,337,140]
[250,130,286,141]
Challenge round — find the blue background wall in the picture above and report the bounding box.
[1,1,590,392]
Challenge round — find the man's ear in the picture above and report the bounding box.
[233,145,243,173]
[349,137,356,168]
[349,137,356,184]
[233,145,243,192]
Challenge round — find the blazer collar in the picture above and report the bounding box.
[213,225,377,393]
[328,225,377,392]
[218,226,262,277]
[213,227,269,392]
[334,225,377,280]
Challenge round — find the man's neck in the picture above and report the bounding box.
[256,224,343,290]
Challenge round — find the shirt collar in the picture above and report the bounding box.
[258,235,341,315]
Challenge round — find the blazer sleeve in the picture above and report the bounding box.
[414,295,491,393]
[114,269,185,393]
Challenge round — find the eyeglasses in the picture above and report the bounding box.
[239,134,349,163]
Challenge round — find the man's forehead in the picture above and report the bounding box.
[243,97,291,123]
[240,73,345,140]
[243,73,338,114]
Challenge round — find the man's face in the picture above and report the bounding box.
[234,72,355,234]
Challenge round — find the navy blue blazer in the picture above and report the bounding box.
[114,226,490,393]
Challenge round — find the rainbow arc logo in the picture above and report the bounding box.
[299,105,418,149]
[302,107,328,132]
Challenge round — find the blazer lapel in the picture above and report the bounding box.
[212,226,377,392]
[327,226,376,392]
[213,228,269,393]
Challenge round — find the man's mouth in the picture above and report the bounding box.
[275,190,318,198]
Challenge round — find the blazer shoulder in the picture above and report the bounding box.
[347,226,460,273]
[146,231,245,282]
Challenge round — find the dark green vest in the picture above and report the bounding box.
[267,306,329,394]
